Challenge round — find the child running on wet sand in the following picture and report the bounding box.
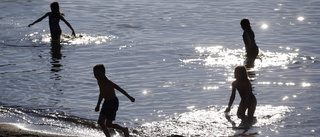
[93,64,135,137]
[28,2,75,42]
[225,66,257,120]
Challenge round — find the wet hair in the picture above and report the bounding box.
[240,18,255,40]
[240,19,251,30]
[50,2,60,13]
[234,66,249,81]
[93,64,106,74]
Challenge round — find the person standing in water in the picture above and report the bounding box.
[28,2,75,42]
[225,66,257,120]
[241,19,259,59]
[93,64,135,137]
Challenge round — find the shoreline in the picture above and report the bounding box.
[0,123,71,137]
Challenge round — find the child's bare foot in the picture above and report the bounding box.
[123,127,129,137]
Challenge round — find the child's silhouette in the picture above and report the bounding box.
[241,19,259,59]
[225,66,257,120]
[93,64,135,137]
[28,2,75,42]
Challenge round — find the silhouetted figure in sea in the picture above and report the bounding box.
[50,42,62,73]
[241,19,259,60]
[28,2,75,42]
[93,64,135,137]
[225,66,257,120]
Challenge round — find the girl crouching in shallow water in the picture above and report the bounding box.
[225,66,257,120]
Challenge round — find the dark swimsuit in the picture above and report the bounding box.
[49,12,62,40]
[235,80,256,103]
[243,31,259,59]
[100,97,119,121]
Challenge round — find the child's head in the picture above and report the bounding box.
[234,66,248,81]
[240,18,251,30]
[93,64,106,79]
[50,2,60,13]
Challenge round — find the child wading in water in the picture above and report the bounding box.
[28,2,75,42]
[225,66,257,120]
[241,19,259,59]
[93,64,135,137]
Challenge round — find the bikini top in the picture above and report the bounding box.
[235,80,254,99]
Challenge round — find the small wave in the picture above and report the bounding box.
[0,106,104,136]
[25,32,118,45]
[42,33,118,45]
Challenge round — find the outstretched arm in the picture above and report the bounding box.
[28,13,49,27]
[60,16,75,36]
[111,81,135,102]
[225,83,236,113]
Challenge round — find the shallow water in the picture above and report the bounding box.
[1,0,320,136]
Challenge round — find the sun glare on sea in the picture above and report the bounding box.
[261,24,268,29]
[297,16,305,21]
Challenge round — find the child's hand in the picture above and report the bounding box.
[129,96,135,102]
[95,105,100,112]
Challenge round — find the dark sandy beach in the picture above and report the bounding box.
[0,123,71,137]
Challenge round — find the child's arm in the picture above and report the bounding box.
[225,82,236,113]
[28,13,49,27]
[95,94,103,112]
[111,81,135,102]
[60,16,76,36]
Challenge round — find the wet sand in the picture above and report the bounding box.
[0,123,71,137]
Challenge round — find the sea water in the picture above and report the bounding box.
[1,0,319,136]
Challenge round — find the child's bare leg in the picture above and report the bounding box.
[237,103,246,119]
[248,99,257,118]
[106,120,129,137]
[98,115,110,137]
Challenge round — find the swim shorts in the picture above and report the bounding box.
[100,97,119,121]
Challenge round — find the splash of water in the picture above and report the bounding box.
[181,45,299,69]
[133,105,292,136]
[26,32,117,45]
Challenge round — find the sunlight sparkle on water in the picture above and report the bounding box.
[286,82,295,86]
[187,106,195,110]
[203,86,219,90]
[134,105,292,136]
[282,96,289,101]
[142,90,148,95]
[183,46,243,67]
[38,33,117,45]
[301,82,311,87]
[256,50,298,68]
[261,24,268,29]
[297,16,305,21]
[182,46,299,70]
